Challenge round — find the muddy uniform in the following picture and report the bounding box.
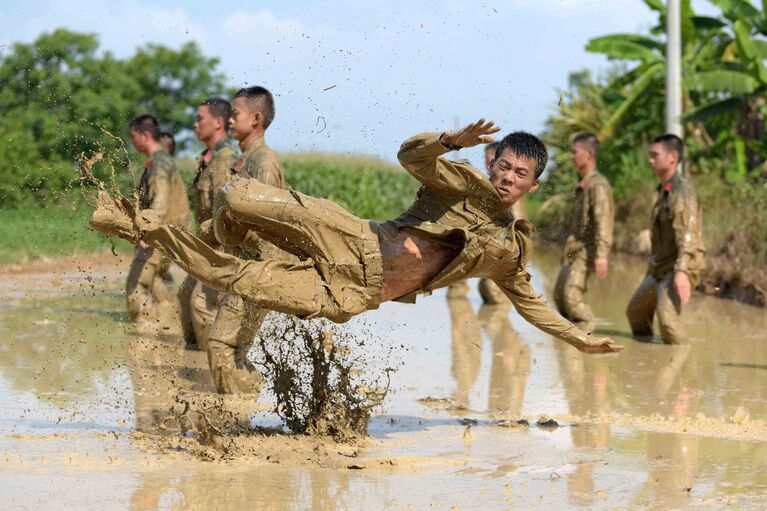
[131,132,591,350]
[177,140,238,349]
[126,149,189,321]
[553,170,614,327]
[206,137,286,394]
[626,172,705,343]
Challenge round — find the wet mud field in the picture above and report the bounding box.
[1,250,766,510]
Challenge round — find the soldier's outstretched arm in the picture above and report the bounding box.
[495,272,624,354]
[397,119,501,194]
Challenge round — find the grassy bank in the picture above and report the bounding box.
[531,175,767,307]
[0,153,418,265]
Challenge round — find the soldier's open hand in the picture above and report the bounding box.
[576,336,624,354]
[440,119,501,149]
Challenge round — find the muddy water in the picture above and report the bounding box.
[1,249,766,510]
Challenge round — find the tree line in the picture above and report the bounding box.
[0,29,230,208]
[542,0,767,198]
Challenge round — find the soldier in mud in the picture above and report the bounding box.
[625,134,705,344]
[123,114,189,324]
[447,141,523,304]
[553,132,614,330]
[201,86,288,395]
[93,118,623,355]
[159,131,176,156]
[176,98,238,350]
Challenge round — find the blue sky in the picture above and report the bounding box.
[1,0,718,164]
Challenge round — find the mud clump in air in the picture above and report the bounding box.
[253,315,392,442]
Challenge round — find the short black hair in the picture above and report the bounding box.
[159,132,176,155]
[651,133,684,160]
[201,97,232,129]
[484,141,499,153]
[571,131,599,157]
[234,86,275,129]
[494,131,548,178]
[129,114,161,141]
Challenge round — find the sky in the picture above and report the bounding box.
[0,0,719,164]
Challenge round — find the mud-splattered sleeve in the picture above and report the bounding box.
[671,187,701,275]
[147,160,170,220]
[591,179,614,259]
[397,132,471,194]
[495,270,590,349]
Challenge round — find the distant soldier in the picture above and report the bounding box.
[553,132,614,329]
[124,115,190,323]
[626,135,705,344]
[204,86,288,394]
[177,98,238,348]
[159,132,176,156]
[447,141,524,304]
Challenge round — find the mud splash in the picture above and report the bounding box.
[253,315,393,441]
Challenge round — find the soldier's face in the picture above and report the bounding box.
[649,143,676,175]
[489,148,540,207]
[229,97,256,142]
[129,129,145,152]
[194,105,218,142]
[571,142,591,171]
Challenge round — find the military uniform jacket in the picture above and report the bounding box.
[227,136,287,260]
[137,149,189,228]
[233,137,285,188]
[193,139,238,227]
[564,169,614,260]
[392,132,588,346]
[648,172,705,284]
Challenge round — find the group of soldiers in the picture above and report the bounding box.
[118,87,285,395]
[552,130,705,345]
[93,86,705,400]
[449,130,705,345]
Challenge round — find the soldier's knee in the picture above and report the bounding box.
[221,179,272,220]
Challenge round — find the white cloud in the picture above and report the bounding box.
[220,9,309,43]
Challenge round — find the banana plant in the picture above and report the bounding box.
[585,0,728,141]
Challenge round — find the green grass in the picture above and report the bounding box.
[0,204,132,264]
[0,152,419,265]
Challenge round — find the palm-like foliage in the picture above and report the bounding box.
[545,0,767,187]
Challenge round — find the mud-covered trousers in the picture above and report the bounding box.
[141,179,384,327]
[553,251,594,328]
[126,244,171,321]
[625,272,686,344]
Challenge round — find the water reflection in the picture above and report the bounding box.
[447,297,530,417]
[0,296,126,409]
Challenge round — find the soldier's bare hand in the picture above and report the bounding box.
[674,270,691,304]
[440,118,501,149]
[594,257,609,279]
[576,337,623,354]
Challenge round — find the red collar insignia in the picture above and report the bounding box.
[578,177,588,189]
[234,159,244,173]
[143,158,152,170]
[664,181,673,192]
[203,149,213,164]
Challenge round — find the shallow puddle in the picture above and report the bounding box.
[0,249,766,510]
